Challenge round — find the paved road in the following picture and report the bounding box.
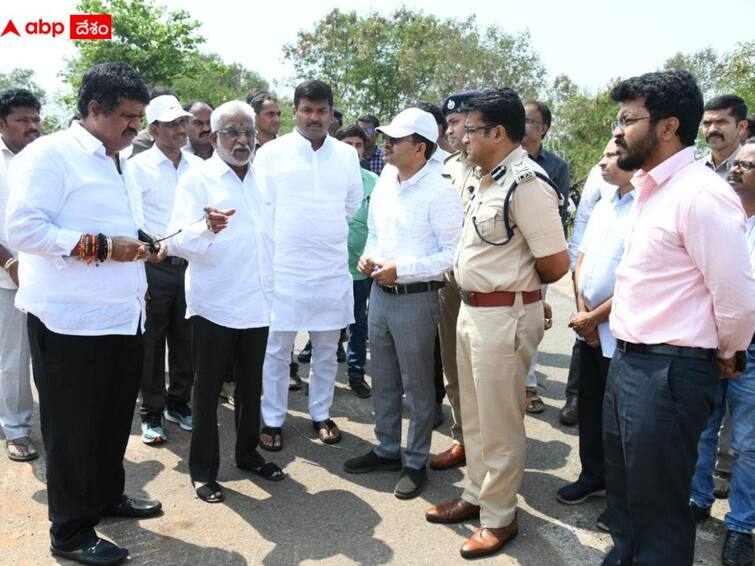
[0,278,728,564]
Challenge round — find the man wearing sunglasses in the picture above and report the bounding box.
[358,114,385,175]
[130,95,202,445]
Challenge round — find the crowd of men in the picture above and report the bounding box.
[0,61,754,566]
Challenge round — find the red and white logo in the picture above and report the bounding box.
[0,14,112,40]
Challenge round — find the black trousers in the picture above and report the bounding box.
[602,349,717,566]
[140,262,193,417]
[576,341,610,485]
[189,316,268,483]
[565,339,581,400]
[27,314,143,550]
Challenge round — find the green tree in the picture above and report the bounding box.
[0,68,46,104]
[547,80,618,190]
[63,0,205,91]
[663,41,754,109]
[283,7,546,121]
[171,53,269,108]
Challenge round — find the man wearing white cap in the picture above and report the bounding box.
[130,95,201,444]
[344,108,463,499]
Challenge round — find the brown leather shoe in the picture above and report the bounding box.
[425,498,480,523]
[430,443,466,470]
[460,517,518,559]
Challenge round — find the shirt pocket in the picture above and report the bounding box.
[471,204,507,245]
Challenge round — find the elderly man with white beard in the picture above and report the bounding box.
[168,100,283,504]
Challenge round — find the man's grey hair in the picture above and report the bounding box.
[210,100,255,132]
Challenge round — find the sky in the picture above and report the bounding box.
[0,0,753,108]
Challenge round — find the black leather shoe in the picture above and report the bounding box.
[689,501,711,523]
[722,529,753,566]
[349,377,372,398]
[51,538,128,566]
[336,343,346,363]
[394,466,427,499]
[104,495,162,518]
[344,450,402,474]
[559,397,578,426]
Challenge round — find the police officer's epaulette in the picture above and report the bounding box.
[443,150,460,165]
[509,160,536,185]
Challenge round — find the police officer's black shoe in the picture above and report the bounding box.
[689,501,711,523]
[297,341,312,363]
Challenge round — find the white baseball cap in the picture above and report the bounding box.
[146,95,191,125]
[376,108,439,143]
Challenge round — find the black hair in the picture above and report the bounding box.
[76,62,149,118]
[525,100,552,138]
[335,124,367,143]
[704,95,748,123]
[0,88,41,121]
[610,70,703,147]
[462,87,525,143]
[411,133,436,160]
[293,80,333,108]
[183,99,215,112]
[358,114,380,128]
[149,86,176,100]
[333,107,343,124]
[246,90,278,113]
[415,102,447,131]
[748,115,755,139]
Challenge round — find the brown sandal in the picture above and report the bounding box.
[6,436,39,462]
[525,390,545,414]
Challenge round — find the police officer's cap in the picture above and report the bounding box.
[442,90,482,116]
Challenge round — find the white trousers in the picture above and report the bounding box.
[262,329,340,427]
[0,288,33,440]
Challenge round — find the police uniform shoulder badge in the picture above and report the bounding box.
[510,160,536,184]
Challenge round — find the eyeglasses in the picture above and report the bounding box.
[611,116,651,132]
[217,128,256,139]
[524,117,544,126]
[463,125,494,136]
[362,127,376,134]
[732,159,755,171]
[381,134,412,145]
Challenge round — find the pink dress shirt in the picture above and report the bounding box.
[610,147,755,358]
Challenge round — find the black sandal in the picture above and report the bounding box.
[194,481,224,503]
[260,426,283,452]
[313,418,342,445]
[249,461,285,482]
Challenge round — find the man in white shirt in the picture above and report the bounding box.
[130,95,200,445]
[343,108,463,499]
[0,88,42,463]
[555,140,636,532]
[255,80,362,450]
[168,100,283,504]
[6,62,163,566]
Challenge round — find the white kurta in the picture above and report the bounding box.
[254,130,363,331]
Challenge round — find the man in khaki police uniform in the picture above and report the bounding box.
[425,88,569,559]
[430,89,480,471]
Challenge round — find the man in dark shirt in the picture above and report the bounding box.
[521,100,571,227]
[358,114,385,175]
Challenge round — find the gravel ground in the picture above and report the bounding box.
[0,277,729,565]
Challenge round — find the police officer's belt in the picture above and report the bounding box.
[379,281,445,295]
[459,289,542,307]
[616,340,716,360]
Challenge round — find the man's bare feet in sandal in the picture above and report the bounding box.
[6,436,39,462]
[260,426,283,451]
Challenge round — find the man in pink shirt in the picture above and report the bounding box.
[603,70,755,566]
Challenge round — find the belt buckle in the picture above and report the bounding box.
[617,340,627,353]
[384,285,399,295]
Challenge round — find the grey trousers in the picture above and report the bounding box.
[369,286,439,470]
[0,287,32,440]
